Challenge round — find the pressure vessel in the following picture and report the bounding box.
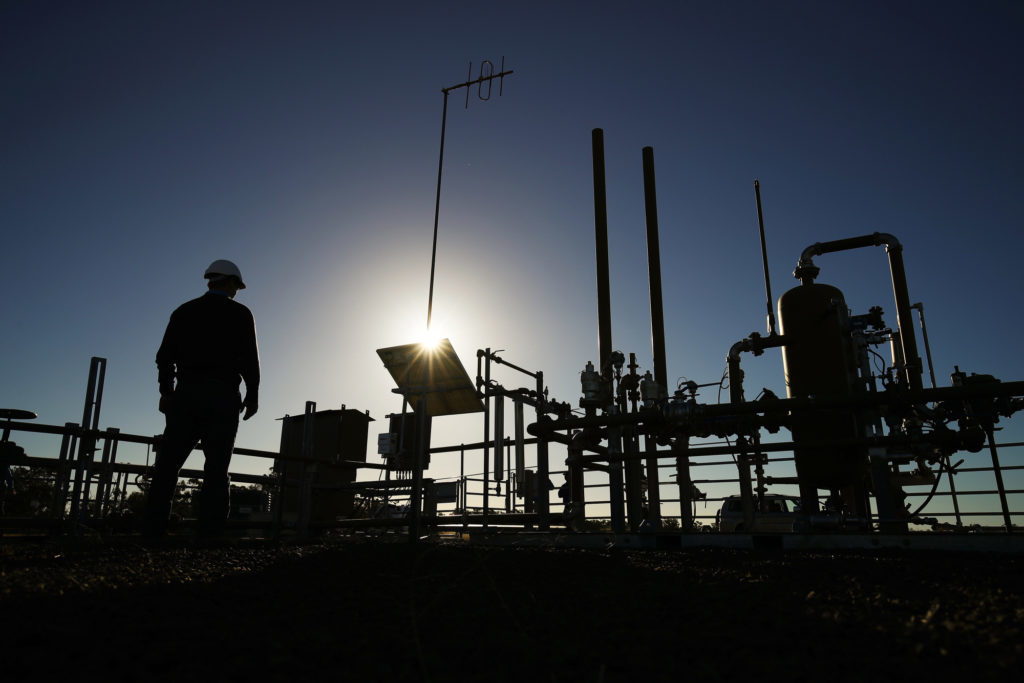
[779,282,863,488]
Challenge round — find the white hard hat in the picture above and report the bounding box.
[204,259,246,289]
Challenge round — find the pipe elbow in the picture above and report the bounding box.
[876,235,901,255]
[728,339,750,362]
[728,332,785,362]
[875,232,902,253]
[799,242,824,263]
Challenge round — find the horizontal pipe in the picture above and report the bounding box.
[727,334,788,362]
[477,349,540,379]
[0,421,279,459]
[566,431,985,466]
[798,232,901,266]
[16,455,271,485]
[439,513,541,525]
[430,437,541,454]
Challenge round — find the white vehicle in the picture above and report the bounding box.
[716,494,801,532]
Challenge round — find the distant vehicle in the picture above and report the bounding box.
[716,494,802,532]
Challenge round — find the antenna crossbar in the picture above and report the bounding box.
[442,68,515,95]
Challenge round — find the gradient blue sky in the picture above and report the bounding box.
[3,2,1023,498]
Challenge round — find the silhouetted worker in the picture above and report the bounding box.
[143,259,260,539]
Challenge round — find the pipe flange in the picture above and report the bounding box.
[793,260,820,283]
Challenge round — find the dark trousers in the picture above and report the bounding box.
[143,383,240,537]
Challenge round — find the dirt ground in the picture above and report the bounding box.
[2,534,1022,682]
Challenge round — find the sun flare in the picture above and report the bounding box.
[420,326,444,350]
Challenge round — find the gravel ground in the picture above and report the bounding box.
[2,535,1023,682]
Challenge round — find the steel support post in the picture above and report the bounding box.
[607,419,626,534]
[69,358,106,532]
[535,371,550,531]
[737,447,756,531]
[96,429,119,516]
[568,438,587,532]
[869,447,907,533]
[493,391,504,488]
[643,434,662,529]
[482,349,491,531]
[53,424,76,523]
[943,453,963,526]
[460,446,470,531]
[295,401,317,538]
[514,398,525,494]
[674,439,693,531]
[409,400,428,541]
[505,439,512,513]
[623,429,644,532]
[68,433,95,529]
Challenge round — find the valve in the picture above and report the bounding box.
[579,361,610,408]
[640,371,660,408]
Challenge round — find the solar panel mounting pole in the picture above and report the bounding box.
[426,58,514,331]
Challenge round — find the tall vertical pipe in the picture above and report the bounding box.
[885,245,923,392]
[592,129,613,375]
[641,146,665,529]
[642,147,668,392]
[911,303,938,389]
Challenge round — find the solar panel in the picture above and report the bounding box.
[376,338,484,417]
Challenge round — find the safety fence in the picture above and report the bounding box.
[440,434,1023,534]
[3,418,1021,538]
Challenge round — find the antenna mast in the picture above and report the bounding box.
[427,57,514,331]
[754,179,777,336]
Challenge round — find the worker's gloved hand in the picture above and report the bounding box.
[241,395,258,421]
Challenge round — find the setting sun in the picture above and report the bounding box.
[420,326,444,350]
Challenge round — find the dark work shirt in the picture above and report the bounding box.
[156,292,260,397]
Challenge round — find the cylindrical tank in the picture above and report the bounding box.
[779,282,863,488]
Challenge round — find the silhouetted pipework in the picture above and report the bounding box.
[526,145,1024,537]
